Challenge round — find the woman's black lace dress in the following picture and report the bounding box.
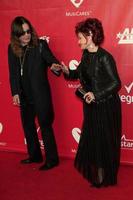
[73,49,121,187]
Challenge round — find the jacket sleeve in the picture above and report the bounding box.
[40,40,60,66]
[64,68,79,80]
[8,45,19,96]
[94,54,121,100]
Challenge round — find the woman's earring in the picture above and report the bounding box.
[89,44,94,49]
[86,43,94,49]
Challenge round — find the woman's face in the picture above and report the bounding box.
[77,32,90,50]
[19,23,31,46]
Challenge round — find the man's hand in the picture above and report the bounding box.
[61,62,69,75]
[50,63,62,72]
[13,94,20,106]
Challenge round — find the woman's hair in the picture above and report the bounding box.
[75,18,104,45]
[10,16,38,57]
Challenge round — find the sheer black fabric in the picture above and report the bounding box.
[73,49,121,187]
[74,94,121,186]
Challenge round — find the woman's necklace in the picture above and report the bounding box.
[19,46,28,76]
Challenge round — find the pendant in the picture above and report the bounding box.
[21,68,23,76]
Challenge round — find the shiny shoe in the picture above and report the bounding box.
[90,180,106,188]
[39,161,59,170]
[21,158,43,164]
[91,182,103,188]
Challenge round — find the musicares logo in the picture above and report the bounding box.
[70,0,84,8]
[24,126,44,149]
[0,123,3,134]
[0,122,6,146]
[66,0,91,16]
[72,128,81,143]
[69,59,79,70]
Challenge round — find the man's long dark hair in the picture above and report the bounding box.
[10,16,38,57]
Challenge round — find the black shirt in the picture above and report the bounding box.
[20,45,33,104]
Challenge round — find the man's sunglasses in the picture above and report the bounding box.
[21,29,31,36]
[16,29,31,37]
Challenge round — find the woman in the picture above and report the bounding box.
[61,18,122,187]
[8,16,61,170]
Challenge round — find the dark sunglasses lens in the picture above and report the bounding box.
[26,30,31,34]
[19,30,31,36]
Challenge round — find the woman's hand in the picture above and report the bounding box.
[13,94,20,106]
[84,92,95,104]
[61,62,69,75]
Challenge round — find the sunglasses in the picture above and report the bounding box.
[16,29,31,37]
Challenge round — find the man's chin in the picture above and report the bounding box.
[23,40,30,45]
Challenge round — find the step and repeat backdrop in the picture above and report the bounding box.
[0,0,133,164]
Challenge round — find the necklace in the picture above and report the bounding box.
[19,46,28,76]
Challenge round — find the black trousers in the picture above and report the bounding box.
[20,102,59,163]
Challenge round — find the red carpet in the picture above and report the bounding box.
[0,151,133,200]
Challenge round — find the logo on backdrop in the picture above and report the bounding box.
[24,126,44,149]
[71,128,133,152]
[121,135,133,150]
[66,0,92,17]
[71,127,81,153]
[119,82,133,104]
[72,127,81,143]
[65,59,81,89]
[0,122,3,134]
[70,0,84,8]
[0,122,7,147]
[39,35,50,43]
[69,59,79,70]
[117,28,133,44]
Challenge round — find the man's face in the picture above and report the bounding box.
[19,23,31,46]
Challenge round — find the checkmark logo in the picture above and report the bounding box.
[70,0,84,8]
[124,82,133,93]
